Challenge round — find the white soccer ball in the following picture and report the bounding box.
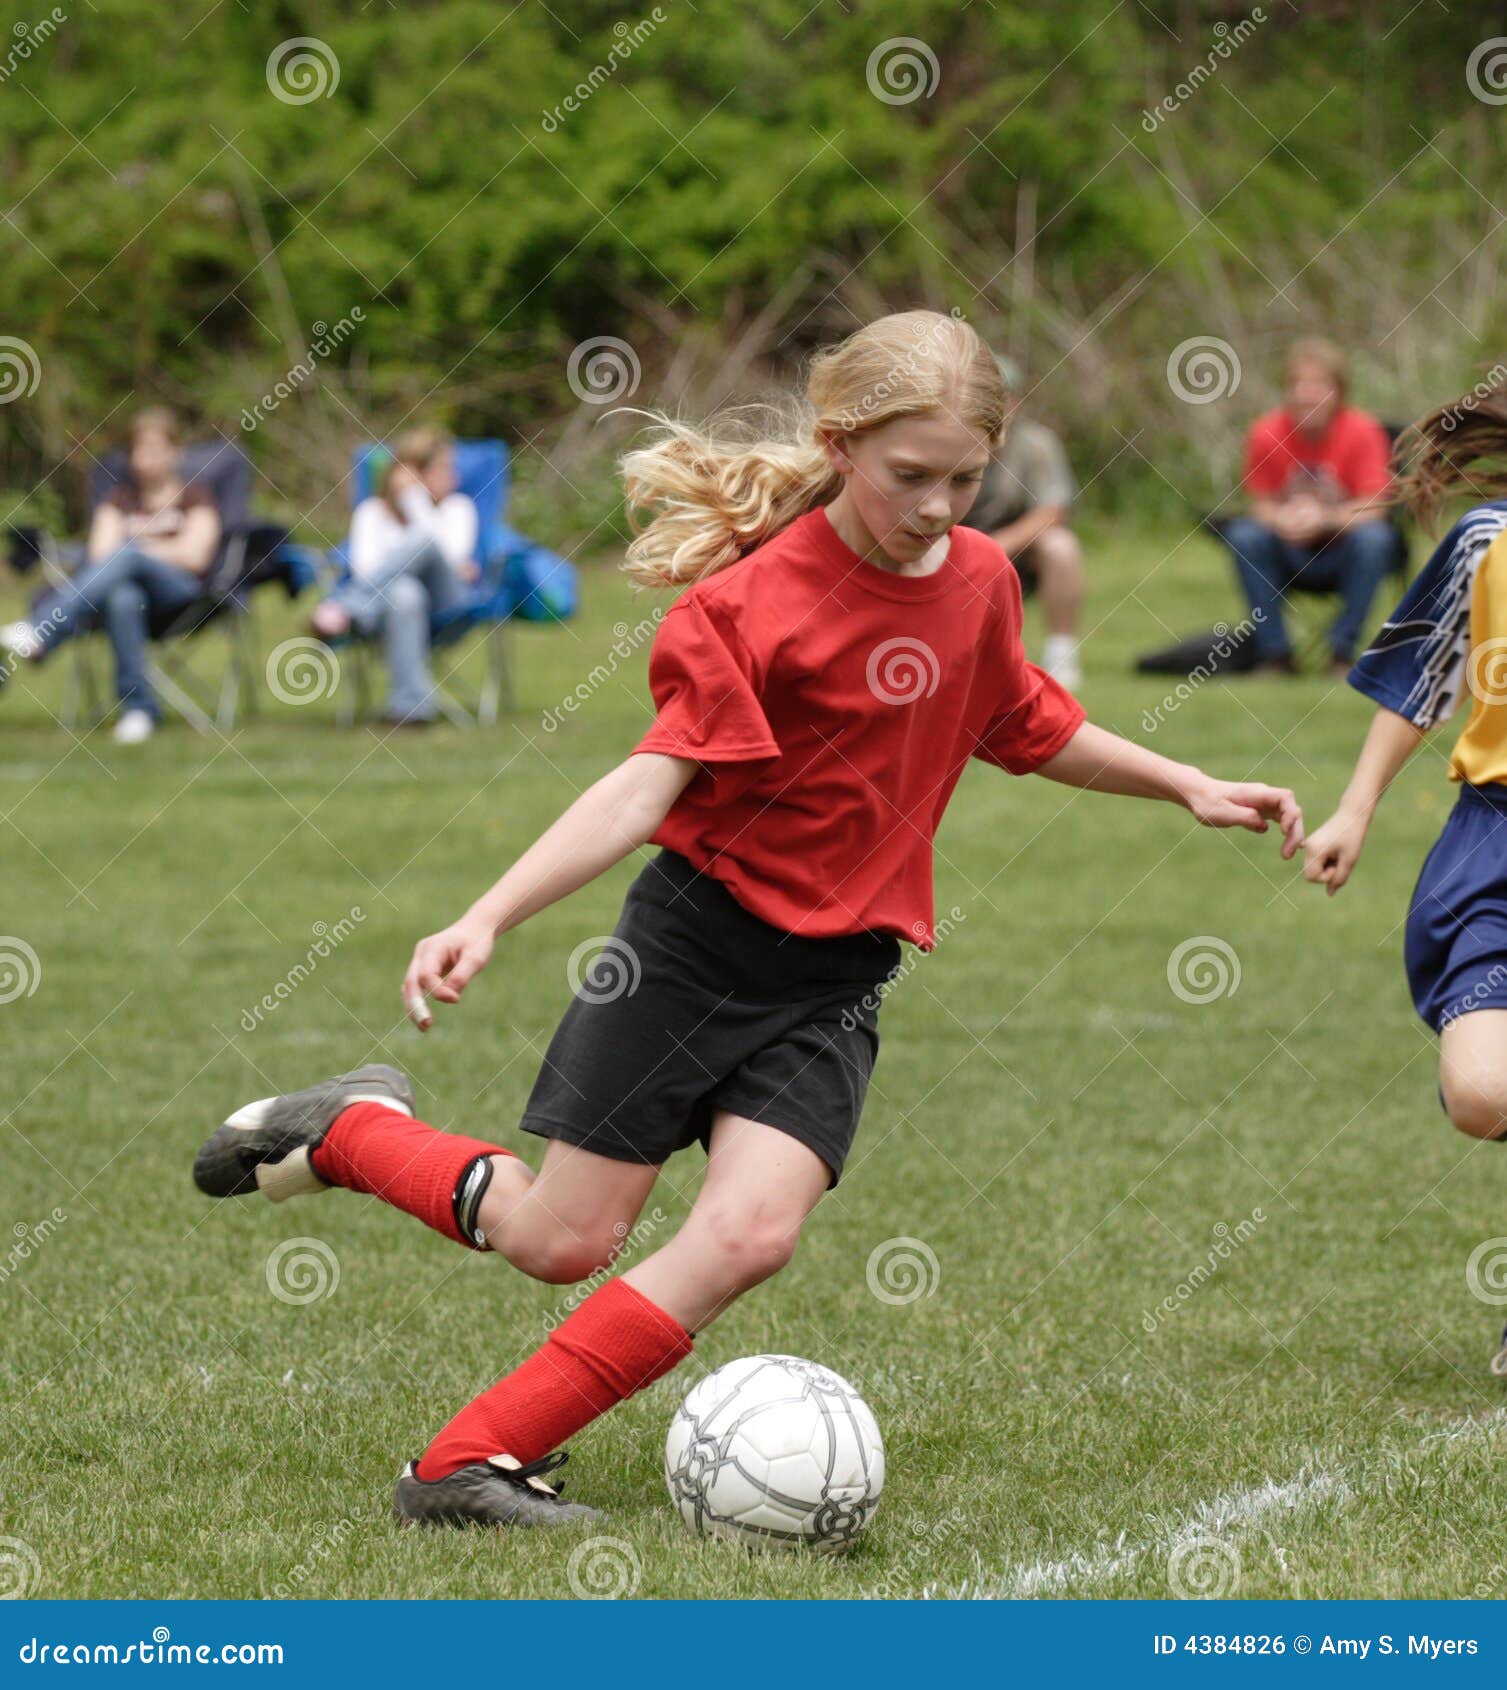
[664,1353,884,1552]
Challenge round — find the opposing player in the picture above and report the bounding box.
[1303,385,1507,1377]
[193,310,1303,1526]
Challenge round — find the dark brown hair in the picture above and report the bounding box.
[1398,381,1507,532]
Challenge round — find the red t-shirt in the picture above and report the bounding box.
[632,507,1085,949]
[1243,406,1392,502]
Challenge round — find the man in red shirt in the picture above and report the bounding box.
[1223,339,1395,674]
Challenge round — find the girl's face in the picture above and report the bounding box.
[822,413,992,566]
[130,427,180,488]
[421,446,457,501]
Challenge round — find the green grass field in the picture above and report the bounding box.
[2,519,1505,1602]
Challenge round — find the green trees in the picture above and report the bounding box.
[2,1,1503,539]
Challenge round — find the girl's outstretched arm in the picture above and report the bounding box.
[1302,707,1427,895]
[402,751,698,1028]
[1033,720,1304,857]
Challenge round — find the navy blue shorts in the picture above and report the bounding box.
[1405,781,1507,1031]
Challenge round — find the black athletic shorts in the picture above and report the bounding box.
[519,849,903,1186]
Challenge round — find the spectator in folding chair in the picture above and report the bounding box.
[1222,338,1396,676]
[966,354,1084,688]
[0,406,221,743]
[310,428,481,726]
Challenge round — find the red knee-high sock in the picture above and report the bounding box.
[309,1101,513,1248]
[415,1277,693,1480]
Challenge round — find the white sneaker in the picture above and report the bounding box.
[1042,635,1082,690]
[112,708,155,745]
[0,620,42,661]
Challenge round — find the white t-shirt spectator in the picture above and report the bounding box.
[349,487,478,580]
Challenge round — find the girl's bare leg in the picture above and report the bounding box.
[476,1138,661,1284]
[1440,1010,1507,1140]
[623,1112,832,1332]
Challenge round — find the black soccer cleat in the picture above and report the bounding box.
[1493,1325,1507,1381]
[393,1451,602,1529]
[193,1063,415,1204]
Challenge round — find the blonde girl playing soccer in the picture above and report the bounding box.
[194,311,1303,1527]
[1304,387,1507,1378]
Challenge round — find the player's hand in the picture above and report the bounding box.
[1186,776,1304,858]
[402,916,495,1029]
[1302,807,1369,896]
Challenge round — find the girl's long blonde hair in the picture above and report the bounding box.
[620,310,1008,589]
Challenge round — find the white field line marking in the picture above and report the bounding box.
[927,1407,1507,1600]
[932,1470,1345,1600]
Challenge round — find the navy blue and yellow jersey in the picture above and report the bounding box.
[1349,501,1507,786]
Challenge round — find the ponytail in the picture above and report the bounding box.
[1398,381,1507,532]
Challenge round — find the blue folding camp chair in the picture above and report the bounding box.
[327,438,576,727]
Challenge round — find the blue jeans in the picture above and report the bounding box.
[33,544,204,716]
[1224,517,1396,663]
[327,530,465,721]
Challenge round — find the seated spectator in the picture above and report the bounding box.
[311,428,480,726]
[0,406,221,744]
[1224,338,1395,675]
[967,354,1084,687]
